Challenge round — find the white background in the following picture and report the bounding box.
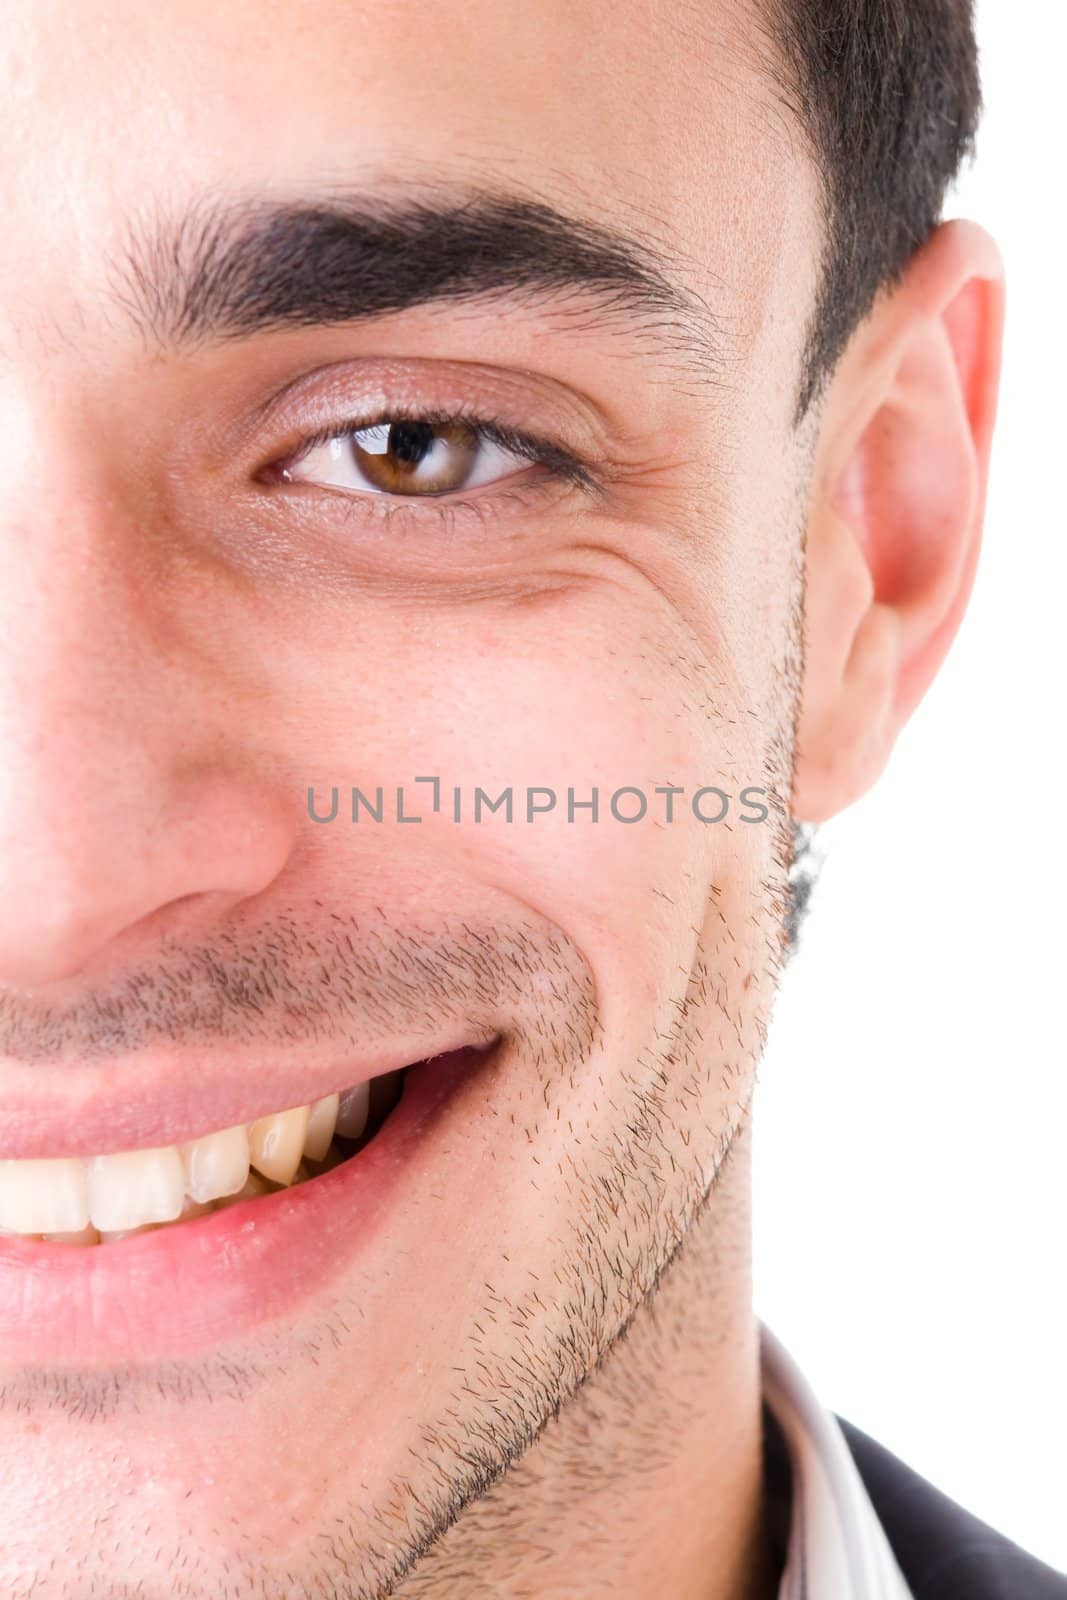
[752,0,1067,1574]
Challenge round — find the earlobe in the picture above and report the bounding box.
[792,220,1006,824]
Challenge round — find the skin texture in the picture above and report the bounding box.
[0,1,1004,1596]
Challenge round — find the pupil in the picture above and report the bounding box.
[389,421,435,467]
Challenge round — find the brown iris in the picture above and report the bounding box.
[348,419,480,495]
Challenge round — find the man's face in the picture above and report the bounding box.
[0,0,820,1592]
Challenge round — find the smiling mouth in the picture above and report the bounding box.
[0,1049,490,1248]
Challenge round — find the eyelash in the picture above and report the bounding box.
[264,401,602,527]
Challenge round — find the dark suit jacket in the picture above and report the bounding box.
[835,1414,1067,1598]
[762,1403,1066,1597]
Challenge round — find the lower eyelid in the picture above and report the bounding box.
[303,472,580,540]
[342,486,526,515]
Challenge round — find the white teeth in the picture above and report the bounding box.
[0,1158,90,1234]
[335,1081,371,1139]
[0,1058,420,1242]
[303,1094,340,1162]
[180,1124,250,1203]
[89,1147,186,1233]
[248,1105,310,1186]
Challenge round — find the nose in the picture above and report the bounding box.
[0,474,296,989]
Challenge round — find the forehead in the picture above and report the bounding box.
[0,0,818,360]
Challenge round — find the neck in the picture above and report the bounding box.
[395,1120,778,1600]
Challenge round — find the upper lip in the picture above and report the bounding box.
[0,1031,498,1161]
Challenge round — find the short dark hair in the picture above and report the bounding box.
[783,819,823,963]
[767,3,981,958]
[762,0,981,419]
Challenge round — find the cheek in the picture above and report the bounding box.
[238,580,777,1052]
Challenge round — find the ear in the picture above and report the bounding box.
[792,219,1006,824]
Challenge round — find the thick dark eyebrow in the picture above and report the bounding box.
[107,188,721,378]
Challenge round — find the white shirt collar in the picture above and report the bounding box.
[760,1321,915,1600]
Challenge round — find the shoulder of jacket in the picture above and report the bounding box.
[835,1413,1067,1600]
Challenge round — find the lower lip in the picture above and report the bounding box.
[0,1045,496,1368]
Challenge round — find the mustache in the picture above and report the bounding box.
[0,913,600,1066]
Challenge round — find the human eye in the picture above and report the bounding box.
[259,404,599,502]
